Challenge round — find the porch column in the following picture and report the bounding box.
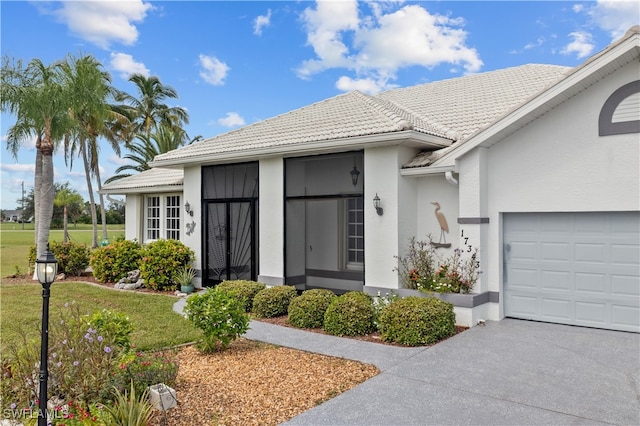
[457,147,489,295]
[258,158,285,285]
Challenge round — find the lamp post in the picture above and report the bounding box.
[35,245,57,426]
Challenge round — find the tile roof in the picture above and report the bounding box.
[100,168,183,194]
[152,64,570,167]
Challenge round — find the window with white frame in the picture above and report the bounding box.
[144,194,181,242]
[346,197,364,268]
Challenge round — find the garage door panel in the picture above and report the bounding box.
[541,270,571,291]
[504,212,640,332]
[611,275,640,296]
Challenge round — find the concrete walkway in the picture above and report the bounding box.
[174,299,640,425]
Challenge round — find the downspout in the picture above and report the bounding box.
[445,171,458,186]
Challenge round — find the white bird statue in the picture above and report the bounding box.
[431,202,449,246]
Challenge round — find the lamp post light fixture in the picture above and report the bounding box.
[373,193,384,216]
[35,244,58,426]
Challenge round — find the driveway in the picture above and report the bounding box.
[247,319,640,425]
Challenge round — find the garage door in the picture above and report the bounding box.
[504,212,640,332]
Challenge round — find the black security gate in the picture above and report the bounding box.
[202,163,258,286]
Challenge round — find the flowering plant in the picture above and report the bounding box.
[112,350,178,397]
[395,238,481,294]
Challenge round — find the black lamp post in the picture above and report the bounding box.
[35,244,57,426]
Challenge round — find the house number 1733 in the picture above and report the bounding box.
[460,229,480,268]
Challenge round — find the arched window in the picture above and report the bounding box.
[599,80,640,136]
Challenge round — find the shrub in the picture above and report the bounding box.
[215,280,266,312]
[378,296,456,346]
[288,289,336,329]
[102,381,153,426]
[28,241,91,276]
[0,301,122,410]
[252,285,298,318]
[50,241,91,276]
[323,292,376,336]
[139,239,194,291]
[184,289,250,352]
[112,350,178,397]
[90,239,142,283]
[86,309,134,351]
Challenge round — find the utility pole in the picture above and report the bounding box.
[21,181,25,230]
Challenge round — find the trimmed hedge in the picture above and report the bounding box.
[288,289,336,329]
[378,296,456,346]
[323,291,375,336]
[215,280,266,312]
[29,241,91,276]
[252,286,298,318]
[139,239,194,291]
[89,239,142,283]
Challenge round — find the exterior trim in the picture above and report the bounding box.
[400,165,455,177]
[599,80,640,136]
[364,286,498,308]
[306,269,364,281]
[457,217,490,224]
[259,275,286,285]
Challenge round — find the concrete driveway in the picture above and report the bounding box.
[246,319,640,425]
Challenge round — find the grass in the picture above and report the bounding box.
[0,281,201,353]
[0,223,125,277]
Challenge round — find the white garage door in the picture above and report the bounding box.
[504,212,640,332]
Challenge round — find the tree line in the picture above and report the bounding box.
[1,53,200,257]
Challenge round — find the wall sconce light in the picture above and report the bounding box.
[373,193,383,216]
[350,159,360,187]
[184,201,194,217]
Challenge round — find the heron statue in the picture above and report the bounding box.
[431,202,451,248]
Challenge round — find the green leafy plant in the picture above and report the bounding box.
[378,296,456,346]
[102,381,153,426]
[288,289,336,329]
[139,239,194,291]
[112,350,178,397]
[215,280,266,312]
[86,309,134,351]
[28,241,91,276]
[174,265,197,286]
[0,301,122,410]
[89,239,142,283]
[323,292,376,337]
[184,289,250,352]
[251,285,298,318]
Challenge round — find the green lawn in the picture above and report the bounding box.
[0,281,201,353]
[0,223,125,277]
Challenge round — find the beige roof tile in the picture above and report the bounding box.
[152,64,570,167]
[100,168,183,194]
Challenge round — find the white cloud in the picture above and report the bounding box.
[561,31,595,58]
[108,154,131,166]
[110,52,150,78]
[51,0,153,49]
[335,76,397,94]
[218,112,246,128]
[198,54,230,86]
[254,9,272,36]
[0,163,36,174]
[589,0,640,40]
[296,1,482,91]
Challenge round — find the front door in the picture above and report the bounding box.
[205,200,256,285]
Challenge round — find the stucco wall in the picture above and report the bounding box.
[460,60,640,319]
[259,157,285,284]
[124,194,141,241]
[183,166,202,286]
[415,174,460,251]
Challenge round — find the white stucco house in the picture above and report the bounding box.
[101,27,640,332]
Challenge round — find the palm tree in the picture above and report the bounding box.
[54,187,83,243]
[105,125,196,183]
[116,74,189,141]
[1,56,73,258]
[60,54,129,247]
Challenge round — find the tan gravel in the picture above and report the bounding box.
[151,339,379,426]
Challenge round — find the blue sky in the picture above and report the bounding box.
[1,0,639,210]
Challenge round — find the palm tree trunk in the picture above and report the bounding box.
[81,143,99,248]
[63,205,69,243]
[94,165,109,241]
[34,149,42,251]
[38,152,55,257]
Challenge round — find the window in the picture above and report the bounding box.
[346,197,364,267]
[144,194,181,242]
[166,195,181,240]
[146,196,160,241]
